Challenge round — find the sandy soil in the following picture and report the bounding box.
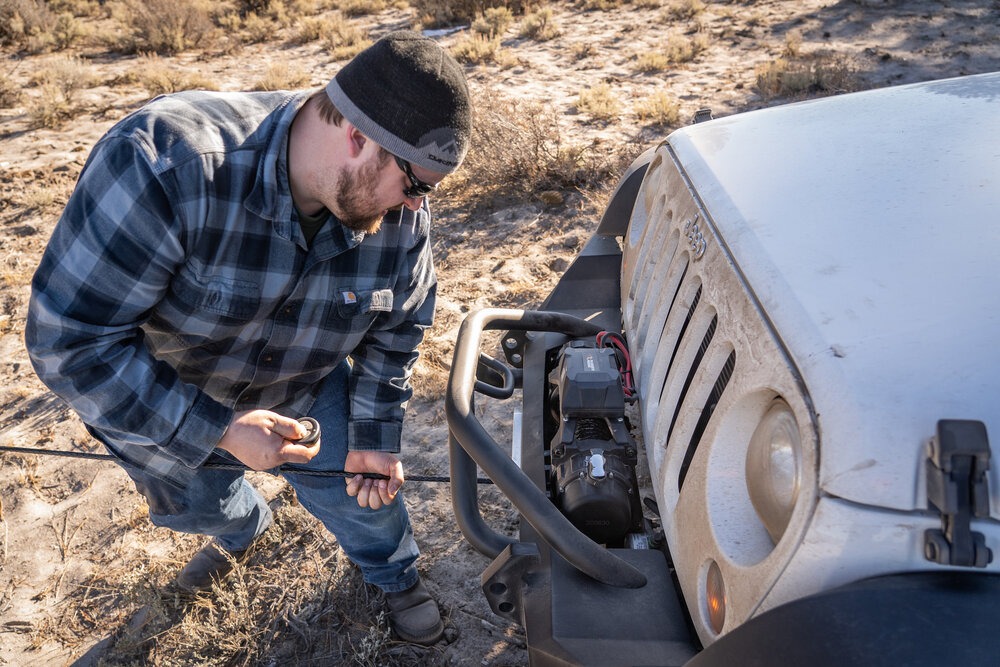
[1,1,998,665]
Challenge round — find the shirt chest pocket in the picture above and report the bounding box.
[170,273,261,323]
[334,287,394,327]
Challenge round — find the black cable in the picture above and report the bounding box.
[0,444,493,485]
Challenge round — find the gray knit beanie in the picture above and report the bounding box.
[325,31,472,174]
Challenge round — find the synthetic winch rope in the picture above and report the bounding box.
[0,443,493,485]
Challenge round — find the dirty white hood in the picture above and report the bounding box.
[667,72,1000,513]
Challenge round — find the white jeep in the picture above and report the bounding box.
[446,72,1000,666]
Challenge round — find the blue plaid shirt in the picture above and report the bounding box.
[25,90,436,486]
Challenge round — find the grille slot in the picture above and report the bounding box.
[638,256,688,370]
[678,349,736,491]
[654,284,702,411]
[665,312,716,456]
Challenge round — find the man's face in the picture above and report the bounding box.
[334,153,389,234]
[333,148,445,234]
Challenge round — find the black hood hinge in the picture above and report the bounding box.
[924,419,993,568]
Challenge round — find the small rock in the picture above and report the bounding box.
[548,257,570,273]
[538,190,563,206]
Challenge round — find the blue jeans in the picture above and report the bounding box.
[114,362,420,593]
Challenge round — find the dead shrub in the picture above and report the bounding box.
[322,18,370,61]
[26,55,96,128]
[450,33,505,65]
[240,11,275,43]
[411,0,538,27]
[46,0,101,16]
[635,90,681,127]
[783,29,803,58]
[444,86,633,207]
[755,55,861,100]
[293,15,333,44]
[472,5,514,39]
[26,83,73,128]
[235,0,272,14]
[577,0,621,10]
[0,0,57,52]
[576,81,622,121]
[0,67,22,108]
[54,498,402,665]
[519,7,559,40]
[664,0,704,20]
[338,0,388,16]
[52,12,85,49]
[664,32,708,63]
[135,53,218,96]
[114,0,217,55]
[251,62,312,91]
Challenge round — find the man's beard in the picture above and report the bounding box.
[334,158,385,234]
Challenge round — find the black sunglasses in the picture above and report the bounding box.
[393,155,436,199]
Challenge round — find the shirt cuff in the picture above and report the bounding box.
[171,392,233,468]
[348,419,402,453]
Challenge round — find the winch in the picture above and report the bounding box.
[548,341,641,546]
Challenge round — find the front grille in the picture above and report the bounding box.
[621,143,810,504]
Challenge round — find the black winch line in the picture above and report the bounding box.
[0,444,493,485]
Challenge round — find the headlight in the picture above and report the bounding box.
[745,399,802,544]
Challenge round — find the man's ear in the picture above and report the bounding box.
[344,123,368,159]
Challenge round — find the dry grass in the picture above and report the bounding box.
[664,0,704,20]
[25,54,96,128]
[576,81,622,121]
[633,32,708,73]
[251,62,313,91]
[322,18,371,60]
[519,7,560,40]
[755,55,861,100]
[472,5,515,39]
[635,90,682,127]
[45,492,423,665]
[450,33,505,65]
[412,0,538,27]
[442,85,635,210]
[0,0,56,52]
[112,0,218,55]
[667,32,709,63]
[135,53,218,96]
[0,66,23,108]
[339,0,389,17]
[292,15,335,44]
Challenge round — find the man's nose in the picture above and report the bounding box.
[402,195,425,211]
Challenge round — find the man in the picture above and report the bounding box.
[25,31,471,646]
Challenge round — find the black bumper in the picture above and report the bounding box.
[690,571,1000,667]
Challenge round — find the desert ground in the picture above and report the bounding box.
[1,1,998,665]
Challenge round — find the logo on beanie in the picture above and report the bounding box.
[418,128,461,168]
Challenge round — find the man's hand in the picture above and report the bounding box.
[344,450,404,510]
[217,409,320,470]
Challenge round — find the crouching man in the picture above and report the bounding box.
[25,31,472,646]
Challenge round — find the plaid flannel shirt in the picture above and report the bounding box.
[25,90,436,486]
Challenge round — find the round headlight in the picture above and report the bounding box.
[745,399,802,544]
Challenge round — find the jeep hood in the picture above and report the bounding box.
[666,72,1000,513]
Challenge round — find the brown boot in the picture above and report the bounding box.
[176,540,253,592]
[384,577,444,645]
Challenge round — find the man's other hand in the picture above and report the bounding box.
[217,409,320,470]
[344,450,404,510]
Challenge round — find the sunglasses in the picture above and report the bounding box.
[393,155,436,199]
